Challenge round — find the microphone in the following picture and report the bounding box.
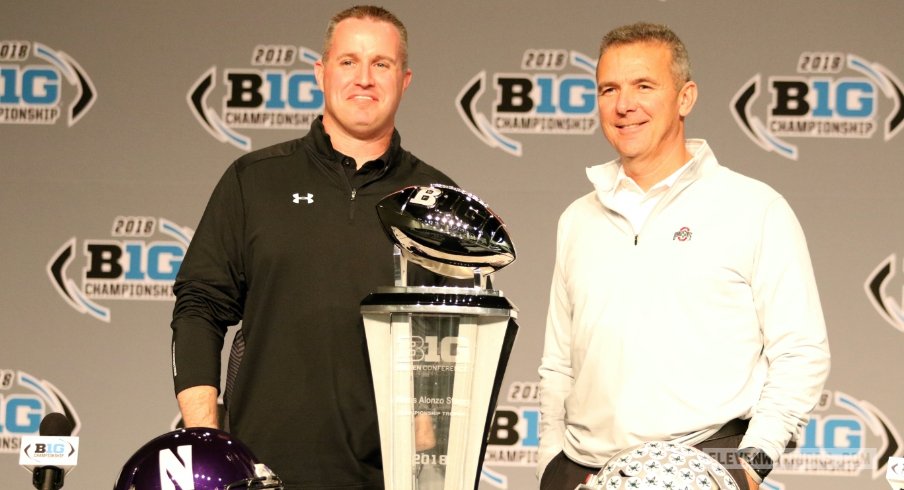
[887,456,904,490]
[19,412,79,490]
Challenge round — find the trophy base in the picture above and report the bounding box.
[362,287,518,490]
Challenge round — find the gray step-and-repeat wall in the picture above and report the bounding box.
[3,1,904,488]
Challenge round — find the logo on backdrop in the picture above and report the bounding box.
[773,389,902,480]
[731,52,904,160]
[47,216,193,323]
[0,369,80,454]
[188,45,323,151]
[0,40,96,126]
[865,254,904,333]
[457,49,598,157]
[480,381,539,488]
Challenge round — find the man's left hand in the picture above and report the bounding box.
[745,472,759,490]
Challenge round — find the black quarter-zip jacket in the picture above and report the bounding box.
[171,118,458,489]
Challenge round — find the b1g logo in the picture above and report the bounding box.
[732,52,904,160]
[0,369,80,455]
[865,254,904,333]
[457,49,598,157]
[775,390,901,480]
[47,216,193,322]
[410,335,470,363]
[0,40,96,126]
[188,45,323,151]
[480,381,540,489]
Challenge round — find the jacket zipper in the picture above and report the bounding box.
[348,187,357,220]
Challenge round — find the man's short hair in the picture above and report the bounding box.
[322,5,409,70]
[599,22,691,87]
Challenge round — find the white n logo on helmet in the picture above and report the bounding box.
[158,444,194,489]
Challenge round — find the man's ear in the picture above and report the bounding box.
[678,80,698,117]
[401,68,412,93]
[314,59,325,90]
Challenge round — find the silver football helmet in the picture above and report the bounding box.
[575,441,739,490]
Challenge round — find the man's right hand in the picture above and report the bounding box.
[176,385,219,428]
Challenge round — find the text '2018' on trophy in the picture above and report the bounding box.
[361,184,518,490]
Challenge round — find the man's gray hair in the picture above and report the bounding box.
[599,22,691,87]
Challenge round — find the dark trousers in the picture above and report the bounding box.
[539,451,600,490]
[539,423,751,490]
[695,433,750,490]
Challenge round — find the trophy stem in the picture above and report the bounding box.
[394,245,408,288]
[473,271,486,290]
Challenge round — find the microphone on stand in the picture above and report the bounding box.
[19,412,79,490]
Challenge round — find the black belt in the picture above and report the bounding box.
[704,418,749,442]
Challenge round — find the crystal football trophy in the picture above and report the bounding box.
[361,185,518,490]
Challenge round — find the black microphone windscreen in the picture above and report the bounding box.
[39,412,73,437]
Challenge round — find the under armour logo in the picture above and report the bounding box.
[672,226,692,241]
[292,192,314,204]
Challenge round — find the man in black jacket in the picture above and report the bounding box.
[171,6,457,489]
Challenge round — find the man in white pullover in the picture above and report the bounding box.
[537,22,830,490]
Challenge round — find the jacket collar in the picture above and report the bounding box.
[586,139,719,204]
[306,116,401,171]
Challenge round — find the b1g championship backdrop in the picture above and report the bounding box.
[2,1,903,489]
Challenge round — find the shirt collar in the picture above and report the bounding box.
[614,158,691,196]
[309,115,398,170]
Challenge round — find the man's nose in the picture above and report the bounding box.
[616,89,636,113]
[355,64,373,86]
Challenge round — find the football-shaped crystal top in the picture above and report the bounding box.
[376,184,515,279]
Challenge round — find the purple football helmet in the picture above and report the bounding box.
[113,428,283,489]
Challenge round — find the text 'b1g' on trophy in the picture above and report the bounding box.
[361,184,518,490]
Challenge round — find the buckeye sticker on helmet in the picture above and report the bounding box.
[576,441,739,490]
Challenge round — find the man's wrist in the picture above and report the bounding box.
[737,446,773,482]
